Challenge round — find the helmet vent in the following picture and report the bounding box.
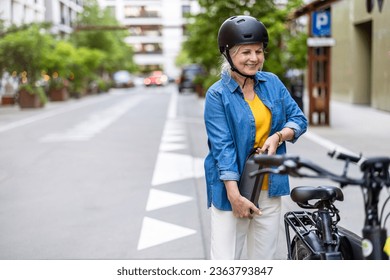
[243,34,253,39]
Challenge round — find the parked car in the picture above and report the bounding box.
[178,64,205,93]
[113,70,135,88]
[143,71,168,87]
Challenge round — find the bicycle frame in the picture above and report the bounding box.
[284,206,363,260]
[250,151,390,260]
[359,157,390,259]
[283,185,362,260]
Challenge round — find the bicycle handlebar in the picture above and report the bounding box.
[327,149,362,164]
[252,154,299,167]
[252,150,390,188]
[252,154,359,185]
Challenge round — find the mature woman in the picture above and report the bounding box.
[204,15,308,260]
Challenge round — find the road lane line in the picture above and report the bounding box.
[0,96,112,133]
[303,130,356,155]
[40,95,147,142]
[137,217,196,250]
[167,89,178,119]
[146,189,193,211]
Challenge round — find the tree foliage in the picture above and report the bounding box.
[180,0,307,84]
[0,24,54,85]
[70,0,137,73]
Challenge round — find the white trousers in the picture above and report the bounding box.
[210,191,281,260]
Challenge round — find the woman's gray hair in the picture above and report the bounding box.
[220,44,265,75]
[220,45,240,74]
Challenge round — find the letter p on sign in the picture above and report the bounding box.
[312,9,331,37]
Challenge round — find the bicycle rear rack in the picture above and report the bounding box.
[284,210,342,259]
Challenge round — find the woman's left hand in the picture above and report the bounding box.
[257,133,280,155]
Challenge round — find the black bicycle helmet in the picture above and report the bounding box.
[217,15,269,85]
[218,15,269,54]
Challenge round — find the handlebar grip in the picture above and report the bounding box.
[253,154,298,166]
[328,149,361,163]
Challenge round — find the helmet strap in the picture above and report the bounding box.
[223,51,255,89]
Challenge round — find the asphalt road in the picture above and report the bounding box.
[0,83,389,260]
[0,85,208,259]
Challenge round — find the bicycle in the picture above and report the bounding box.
[249,150,390,260]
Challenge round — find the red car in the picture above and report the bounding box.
[143,71,168,87]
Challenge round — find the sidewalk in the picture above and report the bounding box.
[196,95,390,157]
[305,100,390,157]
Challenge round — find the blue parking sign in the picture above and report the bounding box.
[312,9,331,36]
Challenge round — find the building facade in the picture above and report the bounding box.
[331,0,390,112]
[0,0,46,27]
[0,0,83,35]
[44,0,84,36]
[97,0,200,78]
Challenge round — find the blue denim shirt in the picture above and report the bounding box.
[204,70,308,211]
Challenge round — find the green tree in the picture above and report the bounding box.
[44,40,75,77]
[0,24,53,86]
[180,0,306,86]
[70,0,137,74]
[67,46,106,95]
[0,24,54,104]
[41,37,106,95]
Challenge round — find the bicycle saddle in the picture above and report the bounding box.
[290,185,344,205]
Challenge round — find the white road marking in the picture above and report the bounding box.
[0,97,106,133]
[146,189,193,211]
[167,88,178,119]
[303,131,355,154]
[159,120,187,151]
[137,217,196,250]
[161,134,186,143]
[40,95,146,142]
[159,142,187,152]
[137,90,203,251]
[151,152,204,186]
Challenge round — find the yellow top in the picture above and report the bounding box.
[245,94,271,190]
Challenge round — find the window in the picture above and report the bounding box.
[133,43,162,54]
[128,25,162,36]
[124,5,160,18]
[182,5,191,17]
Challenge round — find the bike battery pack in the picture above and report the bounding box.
[238,149,264,204]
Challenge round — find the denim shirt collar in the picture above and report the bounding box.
[221,70,267,94]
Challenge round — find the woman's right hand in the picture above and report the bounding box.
[230,195,262,219]
[224,180,262,219]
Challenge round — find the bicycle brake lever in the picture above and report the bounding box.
[282,160,300,177]
[249,168,273,178]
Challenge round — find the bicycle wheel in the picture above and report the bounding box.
[291,234,352,260]
[291,238,313,260]
[338,227,363,259]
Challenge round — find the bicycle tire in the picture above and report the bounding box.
[291,238,314,260]
[338,236,355,259]
[291,234,358,260]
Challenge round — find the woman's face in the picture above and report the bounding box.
[230,43,264,76]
